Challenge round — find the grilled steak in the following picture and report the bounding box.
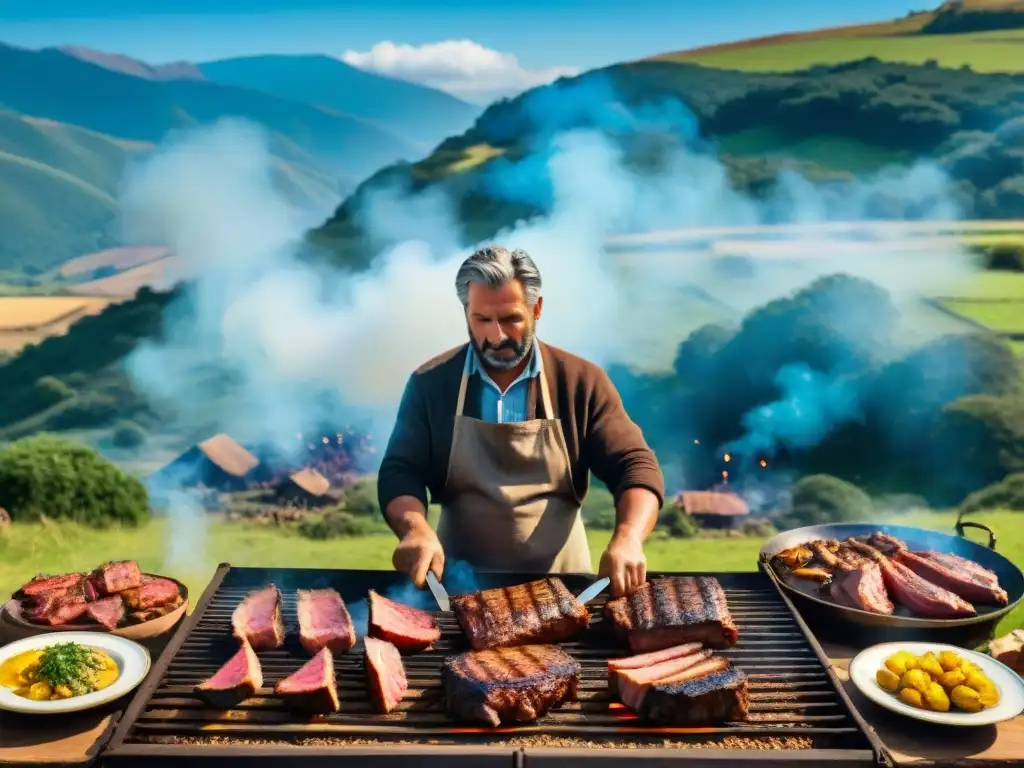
[831,557,894,615]
[368,590,440,652]
[847,540,976,619]
[128,595,184,624]
[452,578,590,651]
[443,645,580,727]
[604,577,737,652]
[365,636,408,714]
[120,577,181,611]
[894,550,1008,606]
[196,641,263,708]
[275,647,340,714]
[91,561,143,595]
[918,551,1001,587]
[86,595,125,630]
[232,584,285,651]
[297,588,356,655]
[15,572,84,601]
[616,652,719,711]
[28,587,89,626]
[641,666,749,725]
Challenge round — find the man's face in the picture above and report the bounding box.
[466,280,543,372]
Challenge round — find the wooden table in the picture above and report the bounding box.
[826,643,1024,766]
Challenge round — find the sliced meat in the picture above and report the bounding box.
[196,641,263,708]
[917,551,1001,587]
[128,595,185,624]
[847,540,976,619]
[274,647,340,714]
[368,590,440,652]
[297,588,356,655]
[15,572,84,600]
[92,561,143,595]
[232,585,285,651]
[443,645,580,727]
[120,577,181,611]
[365,636,408,714]
[607,643,705,695]
[604,577,738,652]
[28,588,89,626]
[838,561,894,615]
[894,550,1008,606]
[451,577,590,651]
[616,650,716,710]
[86,595,125,630]
[641,666,750,725]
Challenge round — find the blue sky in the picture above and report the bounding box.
[4,0,929,69]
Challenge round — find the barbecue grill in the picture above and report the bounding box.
[101,565,891,767]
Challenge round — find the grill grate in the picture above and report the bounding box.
[102,565,889,767]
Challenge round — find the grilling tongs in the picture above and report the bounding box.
[424,572,610,611]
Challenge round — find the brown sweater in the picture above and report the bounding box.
[377,341,665,515]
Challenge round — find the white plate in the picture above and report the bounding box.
[0,631,150,714]
[849,641,1024,726]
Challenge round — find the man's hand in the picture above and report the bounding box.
[392,516,445,588]
[598,531,647,597]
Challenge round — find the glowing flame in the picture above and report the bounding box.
[322,437,329,444]
[760,459,768,468]
[693,439,700,445]
[721,470,729,480]
[723,453,731,462]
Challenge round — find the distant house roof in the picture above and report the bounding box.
[678,491,750,517]
[197,434,260,478]
[285,468,331,497]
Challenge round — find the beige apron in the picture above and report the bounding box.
[437,349,593,574]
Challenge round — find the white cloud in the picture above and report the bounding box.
[340,39,579,104]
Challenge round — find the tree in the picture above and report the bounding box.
[776,474,873,528]
[112,420,148,449]
[0,434,150,527]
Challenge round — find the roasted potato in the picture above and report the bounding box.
[885,651,917,676]
[938,650,962,672]
[977,682,1001,708]
[938,669,966,690]
[924,682,951,712]
[951,685,983,713]
[899,687,924,708]
[963,669,992,693]
[876,668,901,692]
[917,652,945,679]
[900,668,932,695]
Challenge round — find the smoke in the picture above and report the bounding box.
[116,75,981,555]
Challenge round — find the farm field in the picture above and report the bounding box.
[716,129,914,173]
[0,295,121,352]
[941,300,1024,333]
[657,28,1024,74]
[1,509,1020,639]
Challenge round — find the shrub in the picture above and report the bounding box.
[341,479,380,517]
[960,473,1024,514]
[0,434,150,527]
[658,507,701,538]
[739,517,778,538]
[298,510,383,540]
[43,393,120,431]
[111,420,147,449]
[582,485,617,530]
[775,474,873,528]
[981,244,1024,272]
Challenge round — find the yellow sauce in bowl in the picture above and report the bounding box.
[0,643,120,700]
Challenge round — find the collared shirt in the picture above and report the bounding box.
[467,343,542,423]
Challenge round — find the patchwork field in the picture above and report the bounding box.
[0,295,121,351]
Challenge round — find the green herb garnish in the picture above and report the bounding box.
[36,642,102,696]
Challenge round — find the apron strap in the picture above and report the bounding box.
[455,351,471,417]
[537,352,554,418]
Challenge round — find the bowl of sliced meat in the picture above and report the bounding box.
[2,560,189,648]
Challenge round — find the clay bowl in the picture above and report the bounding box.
[1,574,189,652]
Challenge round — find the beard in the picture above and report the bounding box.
[471,322,536,372]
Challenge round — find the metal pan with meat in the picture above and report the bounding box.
[760,520,1024,637]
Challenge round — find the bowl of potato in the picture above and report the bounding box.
[849,642,1024,726]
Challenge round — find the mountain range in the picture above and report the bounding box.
[0,43,480,275]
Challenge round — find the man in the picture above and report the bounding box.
[376,245,665,597]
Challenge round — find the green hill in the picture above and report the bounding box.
[650,0,1024,73]
[197,54,480,151]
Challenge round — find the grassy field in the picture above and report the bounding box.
[716,128,914,173]
[2,509,1021,638]
[0,295,120,352]
[941,299,1024,333]
[657,28,1024,74]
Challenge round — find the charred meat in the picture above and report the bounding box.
[642,666,749,726]
[297,588,356,655]
[365,636,408,714]
[451,577,590,651]
[15,572,84,601]
[86,595,125,630]
[443,645,580,727]
[120,577,181,611]
[604,576,738,652]
[368,590,440,652]
[196,641,263,708]
[90,561,143,596]
[232,584,285,651]
[275,647,340,714]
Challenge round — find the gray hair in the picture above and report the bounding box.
[455,246,542,307]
